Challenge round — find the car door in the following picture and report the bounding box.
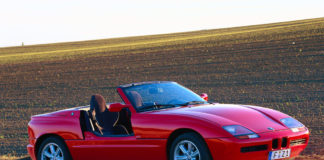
[67,131,166,160]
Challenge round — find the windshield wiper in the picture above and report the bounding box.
[178,101,206,106]
[140,103,176,111]
[139,101,206,111]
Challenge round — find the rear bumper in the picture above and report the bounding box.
[206,129,309,160]
[27,138,36,160]
[27,144,36,160]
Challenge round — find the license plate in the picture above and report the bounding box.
[268,149,291,160]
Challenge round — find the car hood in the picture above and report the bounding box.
[153,104,289,133]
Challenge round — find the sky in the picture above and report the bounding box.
[0,0,323,47]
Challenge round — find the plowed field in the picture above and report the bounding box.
[0,17,323,157]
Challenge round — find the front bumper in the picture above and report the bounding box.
[206,129,309,160]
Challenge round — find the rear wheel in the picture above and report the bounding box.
[37,136,71,160]
[169,132,212,160]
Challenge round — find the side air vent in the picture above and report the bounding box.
[290,138,307,146]
[241,145,268,153]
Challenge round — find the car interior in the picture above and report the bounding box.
[80,94,133,136]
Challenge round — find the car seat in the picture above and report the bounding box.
[89,94,130,135]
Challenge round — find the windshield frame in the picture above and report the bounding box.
[119,81,206,113]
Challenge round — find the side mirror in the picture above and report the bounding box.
[109,103,130,112]
[200,93,208,101]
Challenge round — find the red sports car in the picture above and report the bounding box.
[27,81,309,160]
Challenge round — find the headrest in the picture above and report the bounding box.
[90,94,107,113]
[129,91,143,107]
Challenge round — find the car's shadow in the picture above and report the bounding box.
[17,157,30,160]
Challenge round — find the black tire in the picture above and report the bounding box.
[37,136,72,160]
[169,132,212,160]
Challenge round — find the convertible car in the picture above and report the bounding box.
[27,81,309,160]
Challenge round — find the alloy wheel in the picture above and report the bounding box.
[41,142,64,160]
[174,140,201,160]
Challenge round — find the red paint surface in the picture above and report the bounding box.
[27,86,309,160]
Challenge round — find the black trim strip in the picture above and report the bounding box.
[241,145,268,153]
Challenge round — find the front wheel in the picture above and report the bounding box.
[169,132,212,160]
[37,136,72,160]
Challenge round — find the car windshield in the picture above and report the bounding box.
[122,82,207,112]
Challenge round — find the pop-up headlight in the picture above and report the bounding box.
[223,125,259,139]
[280,118,305,132]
